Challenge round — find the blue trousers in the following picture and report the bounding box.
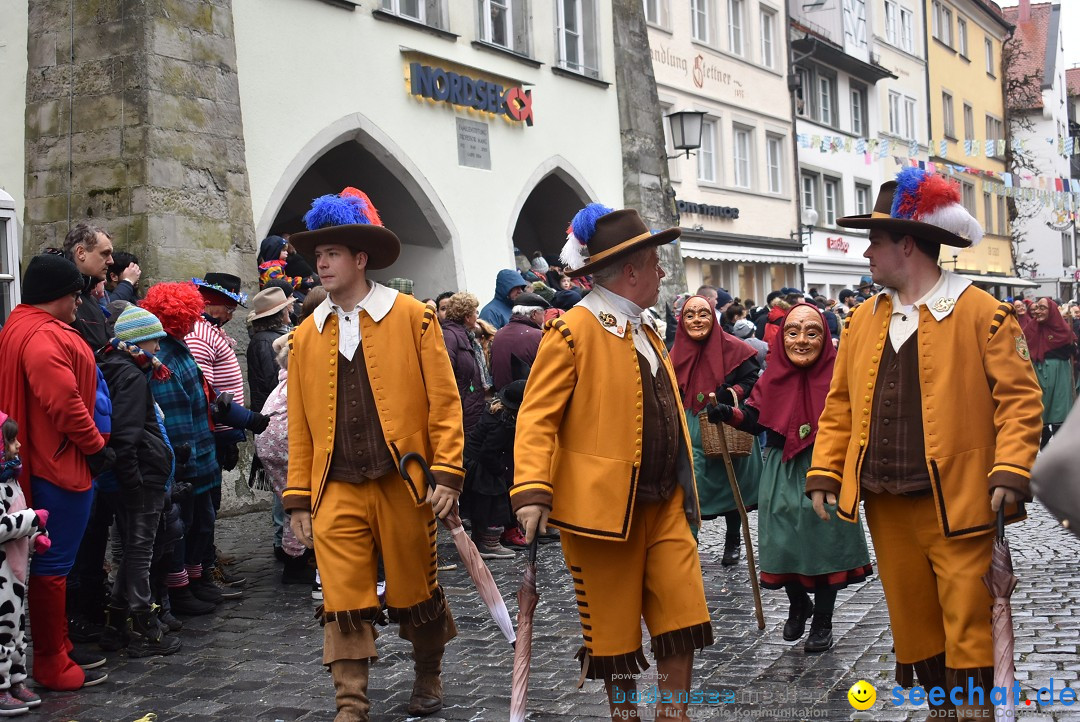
[29,477,94,578]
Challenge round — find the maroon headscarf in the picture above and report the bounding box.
[747,303,837,462]
[1026,297,1076,363]
[1015,300,1035,337]
[671,295,756,413]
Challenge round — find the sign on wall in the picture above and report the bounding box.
[827,237,850,253]
[409,62,534,126]
[677,200,740,219]
[456,118,491,170]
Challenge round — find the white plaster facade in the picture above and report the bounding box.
[647,0,801,303]
[233,0,625,302]
[0,0,28,290]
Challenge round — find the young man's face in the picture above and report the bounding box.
[315,244,367,295]
[437,297,452,322]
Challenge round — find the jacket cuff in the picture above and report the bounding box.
[282,488,312,514]
[989,466,1032,502]
[431,467,465,493]
[510,481,553,512]
[805,469,842,498]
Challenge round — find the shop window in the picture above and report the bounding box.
[381,0,449,29]
[479,0,531,55]
[556,0,599,78]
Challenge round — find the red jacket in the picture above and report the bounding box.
[0,305,105,501]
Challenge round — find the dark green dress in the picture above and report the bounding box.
[686,410,760,517]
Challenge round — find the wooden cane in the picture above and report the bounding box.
[710,393,766,630]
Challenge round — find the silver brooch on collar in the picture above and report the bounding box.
[931,297,955,314]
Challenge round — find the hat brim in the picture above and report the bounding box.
[289,224,401,271]
[836,214,972,248]
[193,281,247,307]
[565,227,682,278]
[248,296,294,322]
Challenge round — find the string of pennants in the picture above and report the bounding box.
[796,133,1080,160]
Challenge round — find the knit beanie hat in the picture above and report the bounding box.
[114,306,166,344]
[21,254,84,304]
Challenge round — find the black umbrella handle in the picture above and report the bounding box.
[997,505,1006,542]
[399,452,437,494]
[527,536,539,565]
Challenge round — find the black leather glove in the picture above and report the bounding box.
[706,403,735,424]
[170,480,193,504]
[87,447,116,477]
[174,443,191,467]
[249,412,271,435]
[210,392,234,425]
[218,442,240,472]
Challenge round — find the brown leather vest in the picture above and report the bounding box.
[860,333,932,495]
[635,350,681,503]
[327,350,396,483]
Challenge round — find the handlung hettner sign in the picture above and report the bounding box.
[409,62,534,126]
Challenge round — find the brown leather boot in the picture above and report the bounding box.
[948,666,995,721]
[911,652,953,721]
[330,659,370,722]
[407,644,444,715]
[656,650,694,718]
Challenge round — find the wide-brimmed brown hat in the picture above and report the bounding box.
[247,286,293,323]
[837,169,983,248]
[563,207,680,278]
[289,187,401,270]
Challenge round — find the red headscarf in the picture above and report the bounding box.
[1026,297,1076,363]
[1015,300,1035,336]
[747,303,837,462]
[671,295,756,413]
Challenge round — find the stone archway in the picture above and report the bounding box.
[510,160,596,262]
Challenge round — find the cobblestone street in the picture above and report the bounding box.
[41,500,1080,722]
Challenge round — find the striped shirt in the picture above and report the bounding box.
[185,317,246,430]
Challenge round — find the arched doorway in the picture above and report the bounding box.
[511,165,594,262]
[265,121,459,300]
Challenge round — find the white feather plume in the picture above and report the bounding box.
[560,232,589,271]
[919,203,984,248]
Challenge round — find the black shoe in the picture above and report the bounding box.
[782,588,814,641]
[281,555,317,585]
[80,668,108,688]
[721,539,741,566]
[158,609,183,633]
[204,576,243,600]
[97,605,129,652]
[188,577,224,604]
[168,585,216,616]
[68,648,106,670]
[67,615,104,644]
[804,621,834,653]
[127,611,182,658]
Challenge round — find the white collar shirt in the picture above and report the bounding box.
[312,281,398,361]
[874,270,971,351]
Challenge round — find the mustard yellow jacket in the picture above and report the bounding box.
[283,290,465,517]
[511,304,700,541]
[807,277,1042,538]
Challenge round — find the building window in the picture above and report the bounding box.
[957,17,967,56]
[760,8,775,68]
[766,134,783,194]
[850,85,866,136]
[795,67,810,118]
[985,115,1003,145]
[985,38,995,76]
[818,74,834,126]
[733,125,753,189]
[479,0,530,54]
[1063,233,1073,266]
[904,97,916,139]
[691,0,710,43]
[963,103,974,141]
[884,1,898,45]
[900,7,914,52]
[0,214,17,320]
[888,91,901,135]
[801,173,818,216]
[823,178,839,226]
[942,90,955,138]
[698,119,717,183]
[382,0,449,28]
[643,0,667,26]
[932,1,952,46]
[996,195,1007,236]
[728,0,744,55]
[983,191,993,231]
[557,0,599,78]
[961,181,976,215]
[855,183,871,215]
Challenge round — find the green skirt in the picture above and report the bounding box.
[757,446,871,578]
[686,410,761,517]
[1035,358,1075,424]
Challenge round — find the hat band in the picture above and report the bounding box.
[586,230,656,265]
[871,211,893,219]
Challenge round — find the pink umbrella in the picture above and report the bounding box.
[983,508,1017,719]
[399,453,516,646]
[509,538,539,722]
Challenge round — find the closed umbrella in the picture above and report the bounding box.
[509,538,539,722]
[983,507,1017,718]
[399,452,516,646]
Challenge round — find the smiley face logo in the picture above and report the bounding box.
[847,680,876,710]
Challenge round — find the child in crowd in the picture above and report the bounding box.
[0,412,50,715]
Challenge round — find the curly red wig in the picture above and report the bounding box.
[140,282,205,338]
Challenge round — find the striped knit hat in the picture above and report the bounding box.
[114,306,166,344]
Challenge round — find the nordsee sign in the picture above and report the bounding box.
[409,62,534,126]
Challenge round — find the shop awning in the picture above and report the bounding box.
[679,241,805,266]
[960,273,1040,288]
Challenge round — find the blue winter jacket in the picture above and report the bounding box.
[479,269,529,330]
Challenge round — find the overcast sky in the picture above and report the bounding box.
[996,0,1080,71]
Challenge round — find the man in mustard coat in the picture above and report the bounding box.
[807,169,1042,720]
[283,188,465,722]
[514,204,713,720]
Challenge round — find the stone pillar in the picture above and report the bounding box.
[611,0,687,317]
[23,0,256,285]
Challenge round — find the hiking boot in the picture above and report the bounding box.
[198,575,243,601]
[68,648,106,670]
[0,690,29,716]
[8,683,39,708]
[127,611,182,658]
[282,554,316,585]
[475,541,516,560]
[408,645,445,715]
[98,604,130,652]
[500,527,528,549]
[782,586,814,642]
[66,614,104,644]
[169,585,216,616]
[211,562,246,588]
[188,577,224,604]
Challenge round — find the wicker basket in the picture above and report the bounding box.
[698,388,754,459]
